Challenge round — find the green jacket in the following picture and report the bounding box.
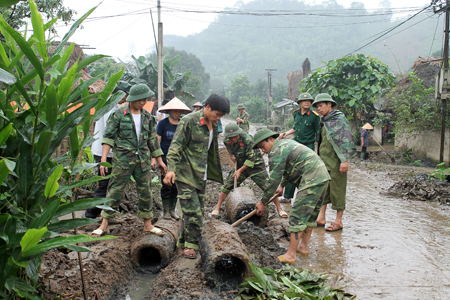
[318,109,357,170]
[102,104,163,172]
[293,108,320,144]
[224,133,263,169]
[237,111,250,133]
[167,110,223,190]
[261,139,330,204]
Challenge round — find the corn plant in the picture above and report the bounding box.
[0,1,126,298]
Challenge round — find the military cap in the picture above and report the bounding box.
[312,93,337,107]
[252,128,279,149]
[127,84,155,102]
[115,81,132,93]
[223,123,243,139]
[237,104,245,109]
[297,92,314,103]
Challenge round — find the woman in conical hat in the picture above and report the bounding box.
[192,101,202,112]
[360,123,373,160]
[157,98,192,220]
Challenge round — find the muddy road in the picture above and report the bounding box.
[301,166,450,299]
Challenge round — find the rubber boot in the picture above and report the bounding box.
[169,197,180,220]
[162,198,171,219]
[360,152,365,160]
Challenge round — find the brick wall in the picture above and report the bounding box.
[395,129,450,165]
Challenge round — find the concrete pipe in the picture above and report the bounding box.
[130,218,180,273]
[199,220,253,288]
[225,186,269,227]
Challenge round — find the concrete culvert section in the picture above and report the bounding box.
[225,187,268,227]
[130,219,180,273]
[199,220,253,289]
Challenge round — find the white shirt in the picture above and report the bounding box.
[204,129,214,181]
[92,105,118,157]
[133,114,141,154]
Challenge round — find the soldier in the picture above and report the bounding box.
[164,94,230,259]
[192,101,202,112]
[278,92,320,203]
[92,84,167,237]
[254,129,330,264]
[211,123,287,218]
[85,81,130,219]
[236,103,250,133]
[312,93,356,232]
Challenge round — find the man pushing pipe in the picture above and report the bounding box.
[253,129,330,264]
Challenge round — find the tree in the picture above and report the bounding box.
[0,0,75,37]
[87,56,123,81]
[0,2,116,298]
[300,54,396,125]
[229,75,251,104]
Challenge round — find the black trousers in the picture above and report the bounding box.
[84,155,113,218]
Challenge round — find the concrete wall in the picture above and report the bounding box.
[395,129,450,165]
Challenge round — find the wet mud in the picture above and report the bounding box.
[225,187,269,227]
[39,128,450,299]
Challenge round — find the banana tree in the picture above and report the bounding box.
[0,1,122,298]
[120,54,194,99]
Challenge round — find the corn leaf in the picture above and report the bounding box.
[44,164,63,199]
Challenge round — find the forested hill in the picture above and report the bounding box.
[165,0,441,87]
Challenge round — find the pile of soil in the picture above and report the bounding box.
[385,174,450,205]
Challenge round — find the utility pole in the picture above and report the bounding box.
[157,0,164,109]
[434,0,450,163]
[265,69,276,122]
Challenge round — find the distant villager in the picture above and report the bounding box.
[302,58,311,78]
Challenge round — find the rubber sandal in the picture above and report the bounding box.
[211,209,220,216]
[145,227,165,236]
[325,222,343,232]
[183,248,197,259]
[296,248,309,256]
[278,255,296,264]
[91,228,108,236]
[278,210,288,218]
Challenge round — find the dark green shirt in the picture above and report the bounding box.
[293,108,320,144]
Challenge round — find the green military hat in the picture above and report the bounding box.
[223,123,243,139]
[237,104,245,109]
[115,81,132,93]
[127,84,155,102]
[252,128,279,149]
[297,92,314,103]
[312,93,337,107]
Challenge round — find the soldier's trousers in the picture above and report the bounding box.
[322,171,347,210]
[100,158,153,220]
[283,142,315,199]
[175,180,206,250]
[221,164,268,194]
[289,182,327,232]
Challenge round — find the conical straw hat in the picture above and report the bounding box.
[192,101,202,107]
[362,123,373,130]
[158,97,192,113]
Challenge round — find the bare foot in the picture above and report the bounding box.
[278,254,296,264]
[143,218,155,232]
[297,244,309,256]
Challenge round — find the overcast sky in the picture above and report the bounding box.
[58,0,432,60]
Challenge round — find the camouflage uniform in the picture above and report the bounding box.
[318,109,356,210]
[222,133,267,194]
[237,111,250,133]
[100,104,163,219]
[284,107,321,199]
[166,110,223,250]
[261,139,330,232]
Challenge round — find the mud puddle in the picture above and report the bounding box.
[301,167,450,299]
[125,273,158,300]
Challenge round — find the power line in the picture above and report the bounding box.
[429,13,443,56]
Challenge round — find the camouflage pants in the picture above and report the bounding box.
[101,158,153,220]
[175,180,206,250]
[283,142,315,199]
[221,164,268,194]
[289,182,327,232]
